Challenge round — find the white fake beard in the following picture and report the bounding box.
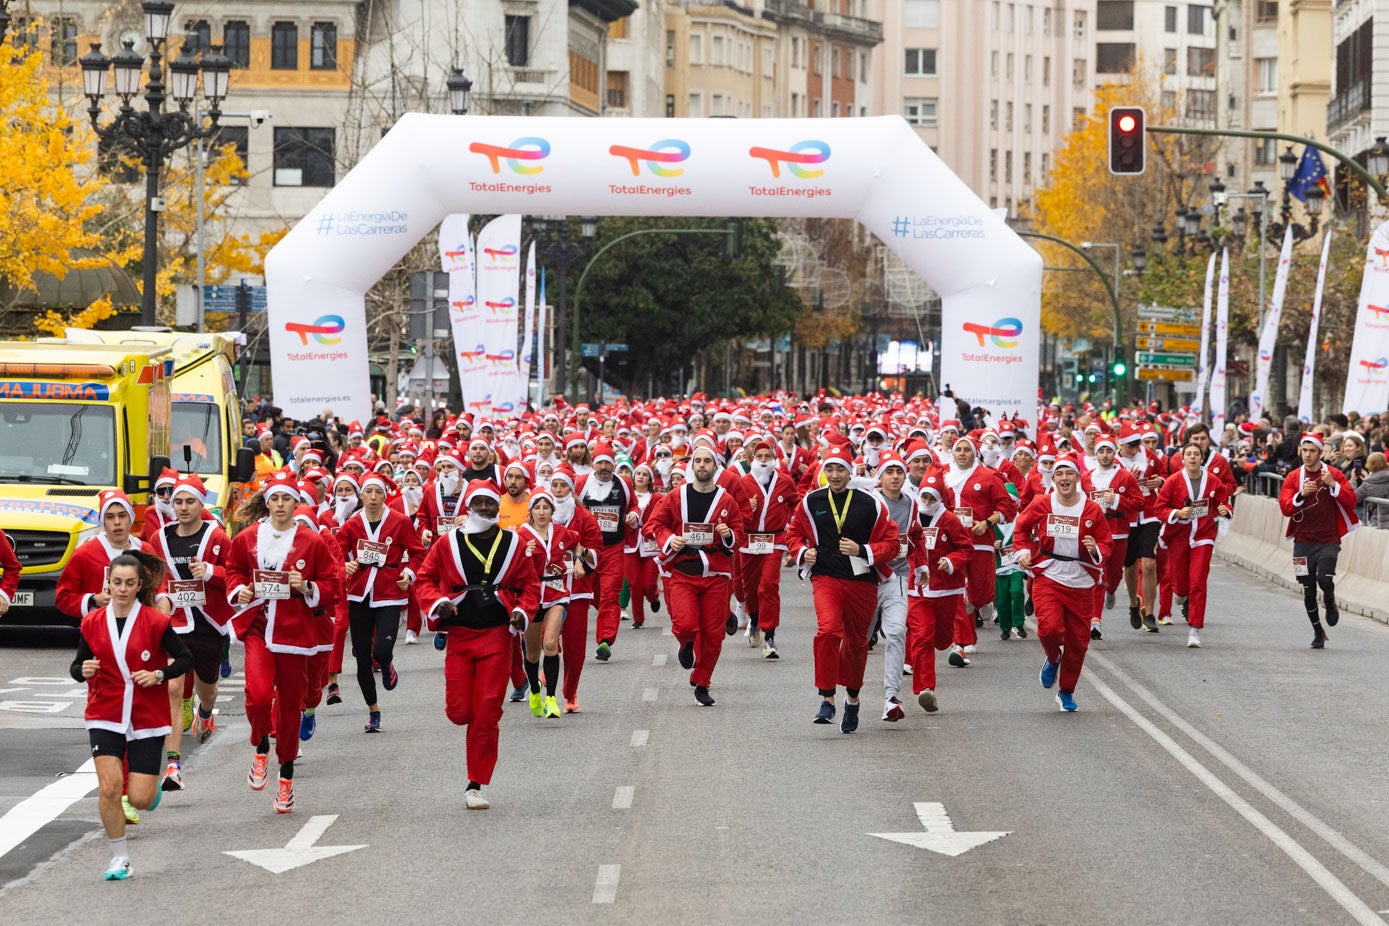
[750,460,776,482]
[462,512,498,534]
[655,459,673,478]
[154,498,174,518]
[553,495,576,524]
[584,473,613,502]
[981,447,1002,468]
[669,434,687,449]
[438,472,461,496]
[401,485,423,511]
[334,496,359,523]
[921,500,944,518]
[863,446,881,467]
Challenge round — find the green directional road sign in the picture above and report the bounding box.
[1136,351,1197,368]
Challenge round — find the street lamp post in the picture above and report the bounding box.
[446,67,473,115]
[1082,242,1122,404]
[529,218,593,401]
[79,2,231,326]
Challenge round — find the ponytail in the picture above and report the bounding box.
[235,490,269,530]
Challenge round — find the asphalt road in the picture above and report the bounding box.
[3,559,1389,925]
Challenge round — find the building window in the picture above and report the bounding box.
[224,21,250,68]
[990,52,998,78]
[271,22,298,70]
[1043,56,1050,86]
[860,51,868,82]
[49,16,78,66]
[990,100,998,129]
[1073,11,1086,39]
[1023,152,1032,185]
[1024,55,1032,81]
[1188,5,1208,35]
[1185,89,1216,121]
[905,0,940,28]
[1096,43,1135,73]
[665,94,675,116]
[608,17,629,39]
[1256,2,1279,22]
[1006,53,1014,80]
[1164,5,1178,32]
[273,127,334,187]
[184,20,211,54]
[505,15,530,67]
[606,72,628,109]
[1024,103,1032,132]
[1042,8,1051,35]
[831,46,839,78]
[1096,1,1134,31]
[813,97,823,117]
[689,33,703,66]
[1072,107,1086,130]
[1187,46,1215,77]
[712,34,725,67]
[712,92,725,115]
[989,149,998,182]
[688,91,703,116]
[1163,48,1177,75]
[1005,150,1013,184]
[1161,89,1176,111]
[1041,105,1049,133]
[1025,6,1033,33]
[1006,2,1014,32]
[903,98,938,126]
[666,31,675,68]
[310,22,337,70]
[1254,137,1275,165]
[1041,153,1050,181]
[812,43,822,75]
[831,100,840,117]
[1005,101,1013,131]
[1256,57,1277,94]
[905,48,937,76]
[1072,59,1086,89]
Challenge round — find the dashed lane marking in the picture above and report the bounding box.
[592,864,621,904]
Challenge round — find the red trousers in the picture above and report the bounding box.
[405,592,423,634]
[626,554,660,626]
[1033,576,1093,693]
[810,576,878,693]
[244,635,309,767]
[738,551,784,632]
[302,649,329,710]
[1156,543,1173,619]
[1091,536,1128,620]
[560,599,592,702]
[509,635,526,690]
[328,603,350,674]
[443,624,511,786]
[593,546,627,645]
[1166,542,1213,628]
[666,572,731,688]
[907,594,960,693]
[964,547,996,611]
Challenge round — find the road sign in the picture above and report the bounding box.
[606,343,628,352]
[1137,368,1195,382]
[581,343,602,358]
[1137,351,1197,368]
[203,284,267,313]
[1136,336,1202,352]
[1138,304,1200,324]
[1137,320,1202,337]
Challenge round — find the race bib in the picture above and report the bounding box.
[1045,515,1080,540]
[252,569,291,600]
[592,505,622,534]
[356,540,388,567]
[1000,544,1017,568]
[641,536,658,554]
[544,564,567,591]
[897,534,908,562]
[169,579,206,609]
[563,550,576,574]
[1292,556,1308,577]
[684,522,715,547]
[922,527,939,550]
[849,555,870,576]
[1090,490,1110,505]
[954,507,974,528]
[435,516,456,532]
[745,533,774,555]
[1140,484,1151,496]
[1190,499,1210,518]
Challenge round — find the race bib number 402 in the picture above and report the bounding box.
[169,579,206,609]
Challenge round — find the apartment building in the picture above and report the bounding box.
[606,0,668,116]
[1092,1,1218,124]
[1328,0,1387,184]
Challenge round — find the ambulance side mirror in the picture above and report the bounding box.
[127,455,172,496]
[234,447,256,484]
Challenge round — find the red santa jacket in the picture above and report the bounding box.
[777,441,816,486]
[225,521,339,655]
[414,528,541,632]
[298,512,342,651]
[416,479,467,541]
[1277,464,1359,543]
[154,521,234,633]
[1020,466,1052,512]
[80,601,175,739]
[56,535,146,620]
[0,528,22,607]
[645,484,745,579]
[906,503,973,597]
[626,491,663,556]
[738,467,799,553]
[518,520,580,608]
[1014,493,1113,585]
[1156,468,1232,549]
[785,486,901,583]
[553,501,602,600]
[336,506,427,608]
[574,473,641,548]
[141,505,215,545]
[941,464,1018,552]
[1081,464,1144,540]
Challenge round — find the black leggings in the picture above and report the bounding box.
[349,600,400,707]
[1293,542,1339,623]
[88,730,163,775]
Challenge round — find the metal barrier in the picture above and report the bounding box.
[1256,472,1285,498]
[1364,497,1389,529]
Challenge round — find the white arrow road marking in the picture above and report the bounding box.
[0,759,98,860]
[869,802,1011,857]
[224,814,366,874]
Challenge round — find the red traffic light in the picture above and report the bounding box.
[1108,106,1146,175]
[1118,114,1136,133]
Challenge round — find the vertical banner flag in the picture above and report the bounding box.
[517,241,537,409]
[438,215,484,406]
[1297,231,1333,423]
[1250,228,1294,421]
[535,269,548,408]
[1192,252,1217,418]
[1343,219,1389,415]
[1210,248,1231,435]
[475,214,523,417]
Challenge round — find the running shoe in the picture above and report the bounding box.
[325,683,342,705]
[963,644,978,654]
[181,698,194,732]
[364,711,381,733]
[564,698,581,714]
[1326,599,1340,627]
[1024,597,1034,617]
[813,700,836,724]
[509,685,526,703]
[1056,691,1079,712]
[1186,628,1202,648]
[1000,628,1011,641]
[947,646,970,668]
[544,696,562,718]
[1142,614,1161,633]
[632,619,644,629]
[465,788,490,810]
[1015,625,1028,639]
[1039,658,1058,690]
[161,760,183,792]
[1311,626,1327,649]
[219,657,232,679]
[193,711,217,744]
[748,624,763,648]
[404,630,419,645]
[840,700,860,734]
[248,754,269,791]
[1105,591,1115,610]
[694,685,715,706]
[917,689,939,713]
[762,639,779,659]
[621,607,632,622]
[595,642,612,662]
[725,613,738,636]
[103,857,132,881]
[649,597,660,613]
[677,641,695,670]
[1157,615,1175,626]
[902,664,912,675]
[1128,605,1142,630]
[528,690,544,717]
[882,698,904,722]
[273,778,294,814]
[121,796,139,825]
[299,710,316,742]
[1090,623,1103,641]
[433,632,447,651]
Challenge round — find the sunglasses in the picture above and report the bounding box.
[155,487,173,497]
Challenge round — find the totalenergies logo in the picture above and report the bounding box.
[1367,304,1389,320]
[962,317,1023,348]
[285,315,345,345]
[444,244,470,261]
[1259,349,1273,363]
[469,137,550,174]
[485,297,517,315]
[493,401,517,414]
[610,139,691,177]
[459,345,486,361]
[485,349,516,363]
[1359,357,1389,375]
[483,244,519,262]
[748,140,830,179]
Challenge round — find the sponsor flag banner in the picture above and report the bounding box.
[474,214,523,418]
[438,215,483,405]
[1250,228,1293,421]
[1298,231,1333,423]
[1192,252,1217,418]
[517,241,537,410]
[1210,249,1230,434]
[1343,219,1389,415]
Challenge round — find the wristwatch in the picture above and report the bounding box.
[154,669,165,683]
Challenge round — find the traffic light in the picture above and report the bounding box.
[1111,359,1128,378]
[1108,106,1145,175]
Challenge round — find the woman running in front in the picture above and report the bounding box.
[625,464,663,628]
[517,489,578,719]
[1156,441,1233,649]
[72,551,192,881]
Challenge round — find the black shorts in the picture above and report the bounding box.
[88,729,163,775]
[1292,541,1339,583]
[1125,522,1159,565]
[185,631,225,686]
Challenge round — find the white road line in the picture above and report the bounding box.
[592,864,621,904]
[1085,672,1387,926]
[642,687,658,702]
[630,730,649,748]
[0,759,98,861]
[612,786,634,810]
[1092,652,1389,892]
[652,654,667,667]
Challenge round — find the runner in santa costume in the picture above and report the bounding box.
[517,489,578,719]
[294,501,341,743]
[415,479,540,809]
[870,450,922,721]
[942,435,1017,649]
[905,478,973,712]
[152,474,233,791]
[321,471,362,699]
[226,471,339,814]
[139,467,180,544]
[1083,434,1143,641]
[57,490,153,621]
[1156,442,1233,649]
[737,435,798,658]
[574,441,641,662]
[624,463,663,630]
[336,470,425,731]
[71,551,192,881]
[1277,434,1359,649]
[549,465,602,712]
[1014,456,1113,712]
[644,445,746,706]
[0,528,21,619]
[786,443,900,733]
[417,451,467,546]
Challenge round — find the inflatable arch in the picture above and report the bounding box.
[265,115,1041,420]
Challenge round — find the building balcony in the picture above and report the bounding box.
[1328,78,1371,133]
[761,0,883,44]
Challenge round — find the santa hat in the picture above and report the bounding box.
[939,419,961,433]
[1012,439,1036,459]
[1118,421,1143,445]
[293,505,321,529]
[333,471,360,492]
[1094,435,1117,453]
[592,441,616,466]
[550,463,577,491]
[468,438,490,453]
[953,435,979,454]
[154,467,179,490]
[876,449,907,473]
[360,471,397,495]
[822,444,855,469]
[1299,434,1325,452]
[264,470,301,501]
[528,488,556,510]
[464,479,501,505]
[1037,435,1058,462]
[564,434,588,452]
[302,448,324,466]
[504,460,530,481]
[171,474,207,502]
[1053,454,1083,474]
[917,473,955,508]
[98,489,135,522]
